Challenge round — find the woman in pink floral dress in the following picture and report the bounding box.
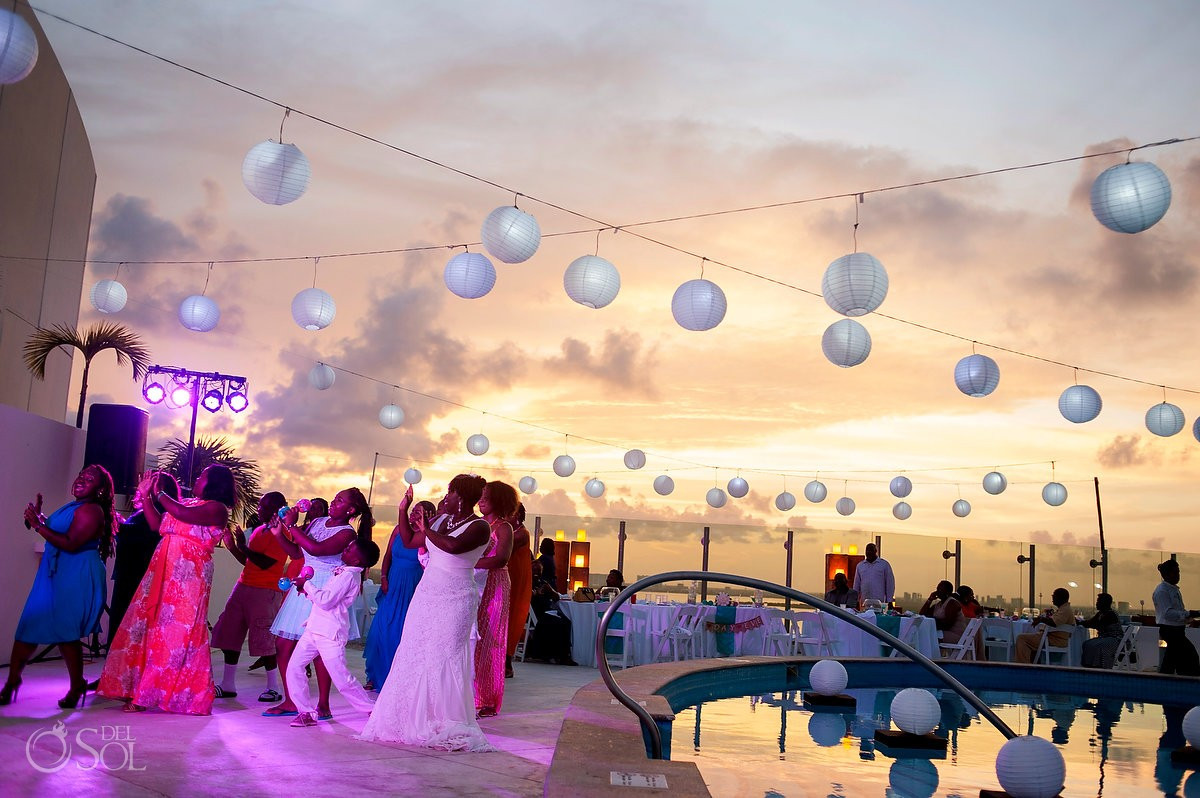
[98,465,235,714]
[472,481,515,717]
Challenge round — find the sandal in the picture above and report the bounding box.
[477,707,498,718]
[213,685,238,699]
[290,713,318,727]
[262,706,298,717]
[258,689,282,703]
[123,702,147,713]
[317,710,333,720]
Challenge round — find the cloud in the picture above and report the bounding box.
[1144,536,1165,551]
[542,329,659,397]
[1097,435,1150,468]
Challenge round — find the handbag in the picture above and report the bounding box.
[572,587,596,602]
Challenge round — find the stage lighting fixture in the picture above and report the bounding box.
[226,381,249,413]
[170,385,192,407]
[143,381,166,404]
[201,387,224,413]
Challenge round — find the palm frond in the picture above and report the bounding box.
[156,436,263,523]
[23,324,84,380]
[80,321,152,379]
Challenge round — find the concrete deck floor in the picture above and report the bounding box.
[0,646,596,797]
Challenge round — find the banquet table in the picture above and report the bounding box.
[1129,625,1200,671]
[977,618,1086,665]
[808,611,940,661]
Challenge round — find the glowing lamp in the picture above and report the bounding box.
[555,530,565,541]
[889,476,912,498]
[836,497,855,516]
[481,205,541,264]
[809,659,848,696]
[833,544,843,554]
[178,295,220,332]
[671,279,727,331]
[404,468,422,484]
[170,386,192,407]
[308,363,335,390]
[143,382,166,404]
[585,478,605,498]
[225,386,249,413]
[727,476,749,498]
[201,388,223,413]
[982,471,1007,495]
[90,279,128,314]
[893,501,912,520]
[624,449,646,469]
[443,252,497,299]
[291,287,336,331]
[775,491,796,511]
[1146,402,1185,437]
[954,353,1000,397]
[242,140,310,205]
[564,255,620,309]
[952,499,971,518]
[553,454,576,477]
[891,688,940,735]
[994,735,1066,798]
[519,476,538,494]
[653,475,675,495]
[577,530,587,542]
[574,554,585,568]
[573,581,583,591]
[822,252,888,316]
[1042,482,1067,507]
[822,319,871,367]
[1058,384,1102,423]
[466,433,490,456]
[0,9,38,85]
[804,480,828,503]
[1090,161,1172,234]
[706,487,727,508]
[379,403,404,429]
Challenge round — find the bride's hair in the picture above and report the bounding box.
[448,474,487,509]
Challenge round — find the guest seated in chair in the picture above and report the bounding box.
[524,561,577,666]
[606,569,624,589]
[1014,587,1074,664]
[920,580,969,648]
[824,573,859,609]
[1080,593,1124,669]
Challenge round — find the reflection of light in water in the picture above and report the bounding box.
[887,759,939,798]
[809,713,847,747]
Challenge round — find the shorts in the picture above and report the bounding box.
[211,582,283,656]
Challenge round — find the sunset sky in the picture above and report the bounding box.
[28,1,1200,586]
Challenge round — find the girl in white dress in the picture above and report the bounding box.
[358,474,494,751]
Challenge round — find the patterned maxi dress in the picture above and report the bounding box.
[473,521,511,713]
[98,500,224,714]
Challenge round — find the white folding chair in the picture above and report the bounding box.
[602,606,644,669]
[357,579,378,639]
[761,609,797,656]
[1034,625,1072,666]
[939,617,983,661]
[1112,625,1140,671]
[981,618,1013,662]
[887,617,923,658]
[514,611,537,663]
[650,605,705,662]
[794,611,835,657]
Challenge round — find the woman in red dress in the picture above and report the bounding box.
[473,481,515,717]
[98,465,235,714]
[504,504,533,678]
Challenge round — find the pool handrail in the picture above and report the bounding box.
[595,570,1018,759]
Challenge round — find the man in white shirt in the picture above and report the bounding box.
[851,543,895,610]
[1153,559,1200,676]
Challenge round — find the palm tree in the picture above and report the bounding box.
[156,436,262,524]
[23,321,152,428]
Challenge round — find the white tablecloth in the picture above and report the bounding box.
[1130,626,1200,671]
[812,612,939,660]
[977,618,1085,665]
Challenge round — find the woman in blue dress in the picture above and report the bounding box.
[363,488,433,690]
[2,465,117,708]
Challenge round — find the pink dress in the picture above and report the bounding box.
[98,501,224,714]
[473,523,511,713]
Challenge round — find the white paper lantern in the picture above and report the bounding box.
[443,252,497,299]
[179,295,220,332]
[1146,402,1185,437]
[481,205,541,264]
[0,9,38,85]
[242,140,310,205]
[804,480,828,503]
[1042,482,1067,507]
[836,497,855,516]
[1090,161,1172,234]
[808,713,845,747]
[404,467,422,485]
[585,478,605,498]
[809,659,848,696]
[994,735,1066,798]
[466,433,490,456]
[727,477,749,498]
[982,471,1008,495]
[952,499,972,518]
[519,475,538,494]
[1058,384,1102,423]
[1182,707,1200,748]
[706,487,727,508]
[564,255,620,309]
[775,491,796,512]
[624,449,647,470]
[822,252,889,317]
[379,404,404,429]
[889,760,939,798]
[889,476,912,498]
[671,279,727,331]
[891,688,940,735]
[89,279,128,314]
[553,454,576,477]
[954,354,1000,397]
[653,475,675,495]
[893,501,912,520]
[307,363,336,390]
[822,319,872,368]
[1194,417,1200,444]
[290,287,336,331]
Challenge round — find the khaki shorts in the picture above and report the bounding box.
[211,583,283,657]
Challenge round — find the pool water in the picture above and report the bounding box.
[673,689,1198,797]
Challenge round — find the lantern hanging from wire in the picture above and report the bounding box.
[982,471,1007,495]
[952,499,971,518]
[379,403,404,429]
[653,475,674,495]
[889,476,912,498]
[404,467,422,484]
[804,480,828,503]
[1042,482,1068,507]
[1058,384,1102,423]
[308,363,335,390]
[954,353,1000,397]
[519,475,538,494]
[624,449,646,469]
[179,295,220,332]
[291,287,336,330]
[90,279,128,314]
[564,255,620,309]
[822,252,888,316]
[706,487,727,508]
[0,9,38,85]
[466,433,490,456]
[671,279,727,331]
[893,501,912,520]
[775,491,796,511]
[242,140,311,205]
[836,496,856,516]
[444,252,497,299]
[1146,402,1185,437]
[822,319,871,367]
[727,476,749,498]
[481,205,541,263]
[1090,161,1172,234]
[585,478,606,498]
[553,454,576,477]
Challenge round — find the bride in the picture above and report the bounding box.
[358,474,494,751]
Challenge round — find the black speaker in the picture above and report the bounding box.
[84,404,149,495]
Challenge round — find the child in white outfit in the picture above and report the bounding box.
[287,538,381,727]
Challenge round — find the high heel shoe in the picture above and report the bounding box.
[58,681,87,710]
[0,678,20,706]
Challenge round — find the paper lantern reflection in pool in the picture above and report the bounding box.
[821,252,889,317]
[836,497,855,516]
[585,478,605,498]
[466,433,490,456]
[889,476,912,498]
[553,454,576,477]
[1146,402,1185,437]
[1090,161,1172,234]
[822,319,871,368]
[308,363,336,390]
[518,476,538,494]
[775,491,796,511]
[893,501,912,521]
[671,279,727,331]
[706,487,727,508]
[982,471,1008,495]
[809,659,848,696]
[1042,482,1068,507]
[403,467,422,485]
[994,735,1066,798]
[727,477,749,498]
[891,688,940,735]
[1182,707,1200,748]
[804,480,828,503]
[1194,417,1200,444]
[624,449,646,470]
[0,9,38,84]
[481,205,541,264]
[889,760,939,798]
[242,140,310,205]
[954,353,1000,397]
[444,252,497,299]
[90,280,128,314]
[653,475,675,495]
[952,499,971,518]
[808,713,846,748]
[291,287,336,330]
[379,403,404,429]
[179,295,220,332]
[564,255,620,309]
[1058,384,1102,423]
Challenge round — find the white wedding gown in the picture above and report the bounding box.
[358,514,494,751]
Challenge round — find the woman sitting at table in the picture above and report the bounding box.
[1081,593,1124,669]
[921,580,970,648]
[524,561,576,666]
[825,573,859,609]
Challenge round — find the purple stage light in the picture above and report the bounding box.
[170,386,192,406]
[201,388,223,413]
[143,382,166,404]
[226,390,249,413]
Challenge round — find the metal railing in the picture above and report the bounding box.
[595,570,1017,759]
